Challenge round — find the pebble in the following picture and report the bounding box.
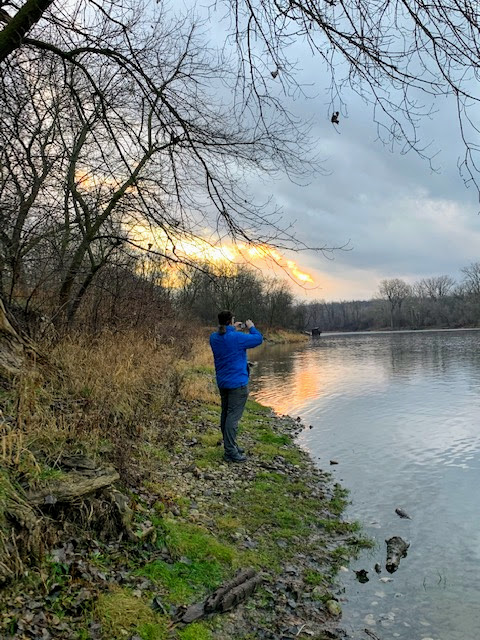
[364,613,376,626]
[326,600,342,616]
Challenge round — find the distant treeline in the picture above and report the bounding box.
[4,247,480,336]
[175,265,480,333]
[300,271,480,332]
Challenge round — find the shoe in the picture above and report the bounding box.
[224,453,247,463]
[236,446,245,454]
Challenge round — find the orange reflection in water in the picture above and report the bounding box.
[253,347,387,416]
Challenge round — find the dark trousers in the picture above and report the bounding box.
[219,385,249,457]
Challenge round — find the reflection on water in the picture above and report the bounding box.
[251,330,480,640]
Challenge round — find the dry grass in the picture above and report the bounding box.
[176,334,217,404]
[1,326,219,480]
[264,328,309,344]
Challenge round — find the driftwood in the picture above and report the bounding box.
[175,569,263,624]
[1,464,124,584]
[27,468,120,506]
[385,536,410,573]
[59,455,98,470]
[364,629,382,640]
[106,488,140,542]
[205,568,260,613]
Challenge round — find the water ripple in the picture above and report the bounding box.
[251,330,480,640]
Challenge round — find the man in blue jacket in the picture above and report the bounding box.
[210,310,263,462]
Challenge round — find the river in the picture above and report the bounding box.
[251,329,480,640]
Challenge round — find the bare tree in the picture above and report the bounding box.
[461,262,480,297]
[4,1,480,330]
[378,278,411,329]
[262,276,294,328]
[2,1,480,183]
[222,0,480,191]
[1,3,324,326]
[416,276,456,301]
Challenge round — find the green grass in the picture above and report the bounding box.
[37,466,65,482]
[96,589,168,640]
[137,518,241,604]
[304,569,327,586]
[139,558,225,603]
[194,445,223,469]
[257,431,291,446]
[137,621,170,640]
[177,622,213,640]
[226,471,322,569]
[317,519,361,534]
[329,484,350,515]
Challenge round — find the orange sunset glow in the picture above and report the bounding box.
[127,224,316,286]
[73,169,316,288]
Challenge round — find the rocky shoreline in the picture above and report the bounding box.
[170,405,365,640]
[1,399,369,640]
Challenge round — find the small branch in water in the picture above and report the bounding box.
[364,629,382,640]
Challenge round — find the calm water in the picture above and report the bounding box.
[250,330,480,640]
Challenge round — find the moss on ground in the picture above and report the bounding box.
[96,589,169,639]
[0,371,371,640]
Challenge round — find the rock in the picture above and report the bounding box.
[385,536,410,573]
[364,613,376,626]
[354,569,369,583]
[284,565,299,575]
[326,599,342,616]
[395,507,411,519]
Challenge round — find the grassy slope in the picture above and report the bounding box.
[0,330,369,640]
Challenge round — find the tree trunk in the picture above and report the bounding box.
[0,298,26,376]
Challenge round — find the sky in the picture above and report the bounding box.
[179,2,480,302]
[263,91,480,301]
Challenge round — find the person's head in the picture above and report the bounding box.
[218,310,234,334]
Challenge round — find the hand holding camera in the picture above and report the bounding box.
[234,319,255,330]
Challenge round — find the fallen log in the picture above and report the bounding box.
[385,536,410,573]
[27,468,120,506]
[174,568,263,624]
[205,568,260,613]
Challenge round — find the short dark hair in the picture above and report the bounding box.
[218,310,234,326]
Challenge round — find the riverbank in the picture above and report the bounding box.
[0,330,368,640]
[263,329,310,344]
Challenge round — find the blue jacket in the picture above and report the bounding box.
[210,325,263,389]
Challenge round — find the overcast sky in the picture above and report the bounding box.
[273,91,480,301]
[252,72,480,301]
[195,2,480,302]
